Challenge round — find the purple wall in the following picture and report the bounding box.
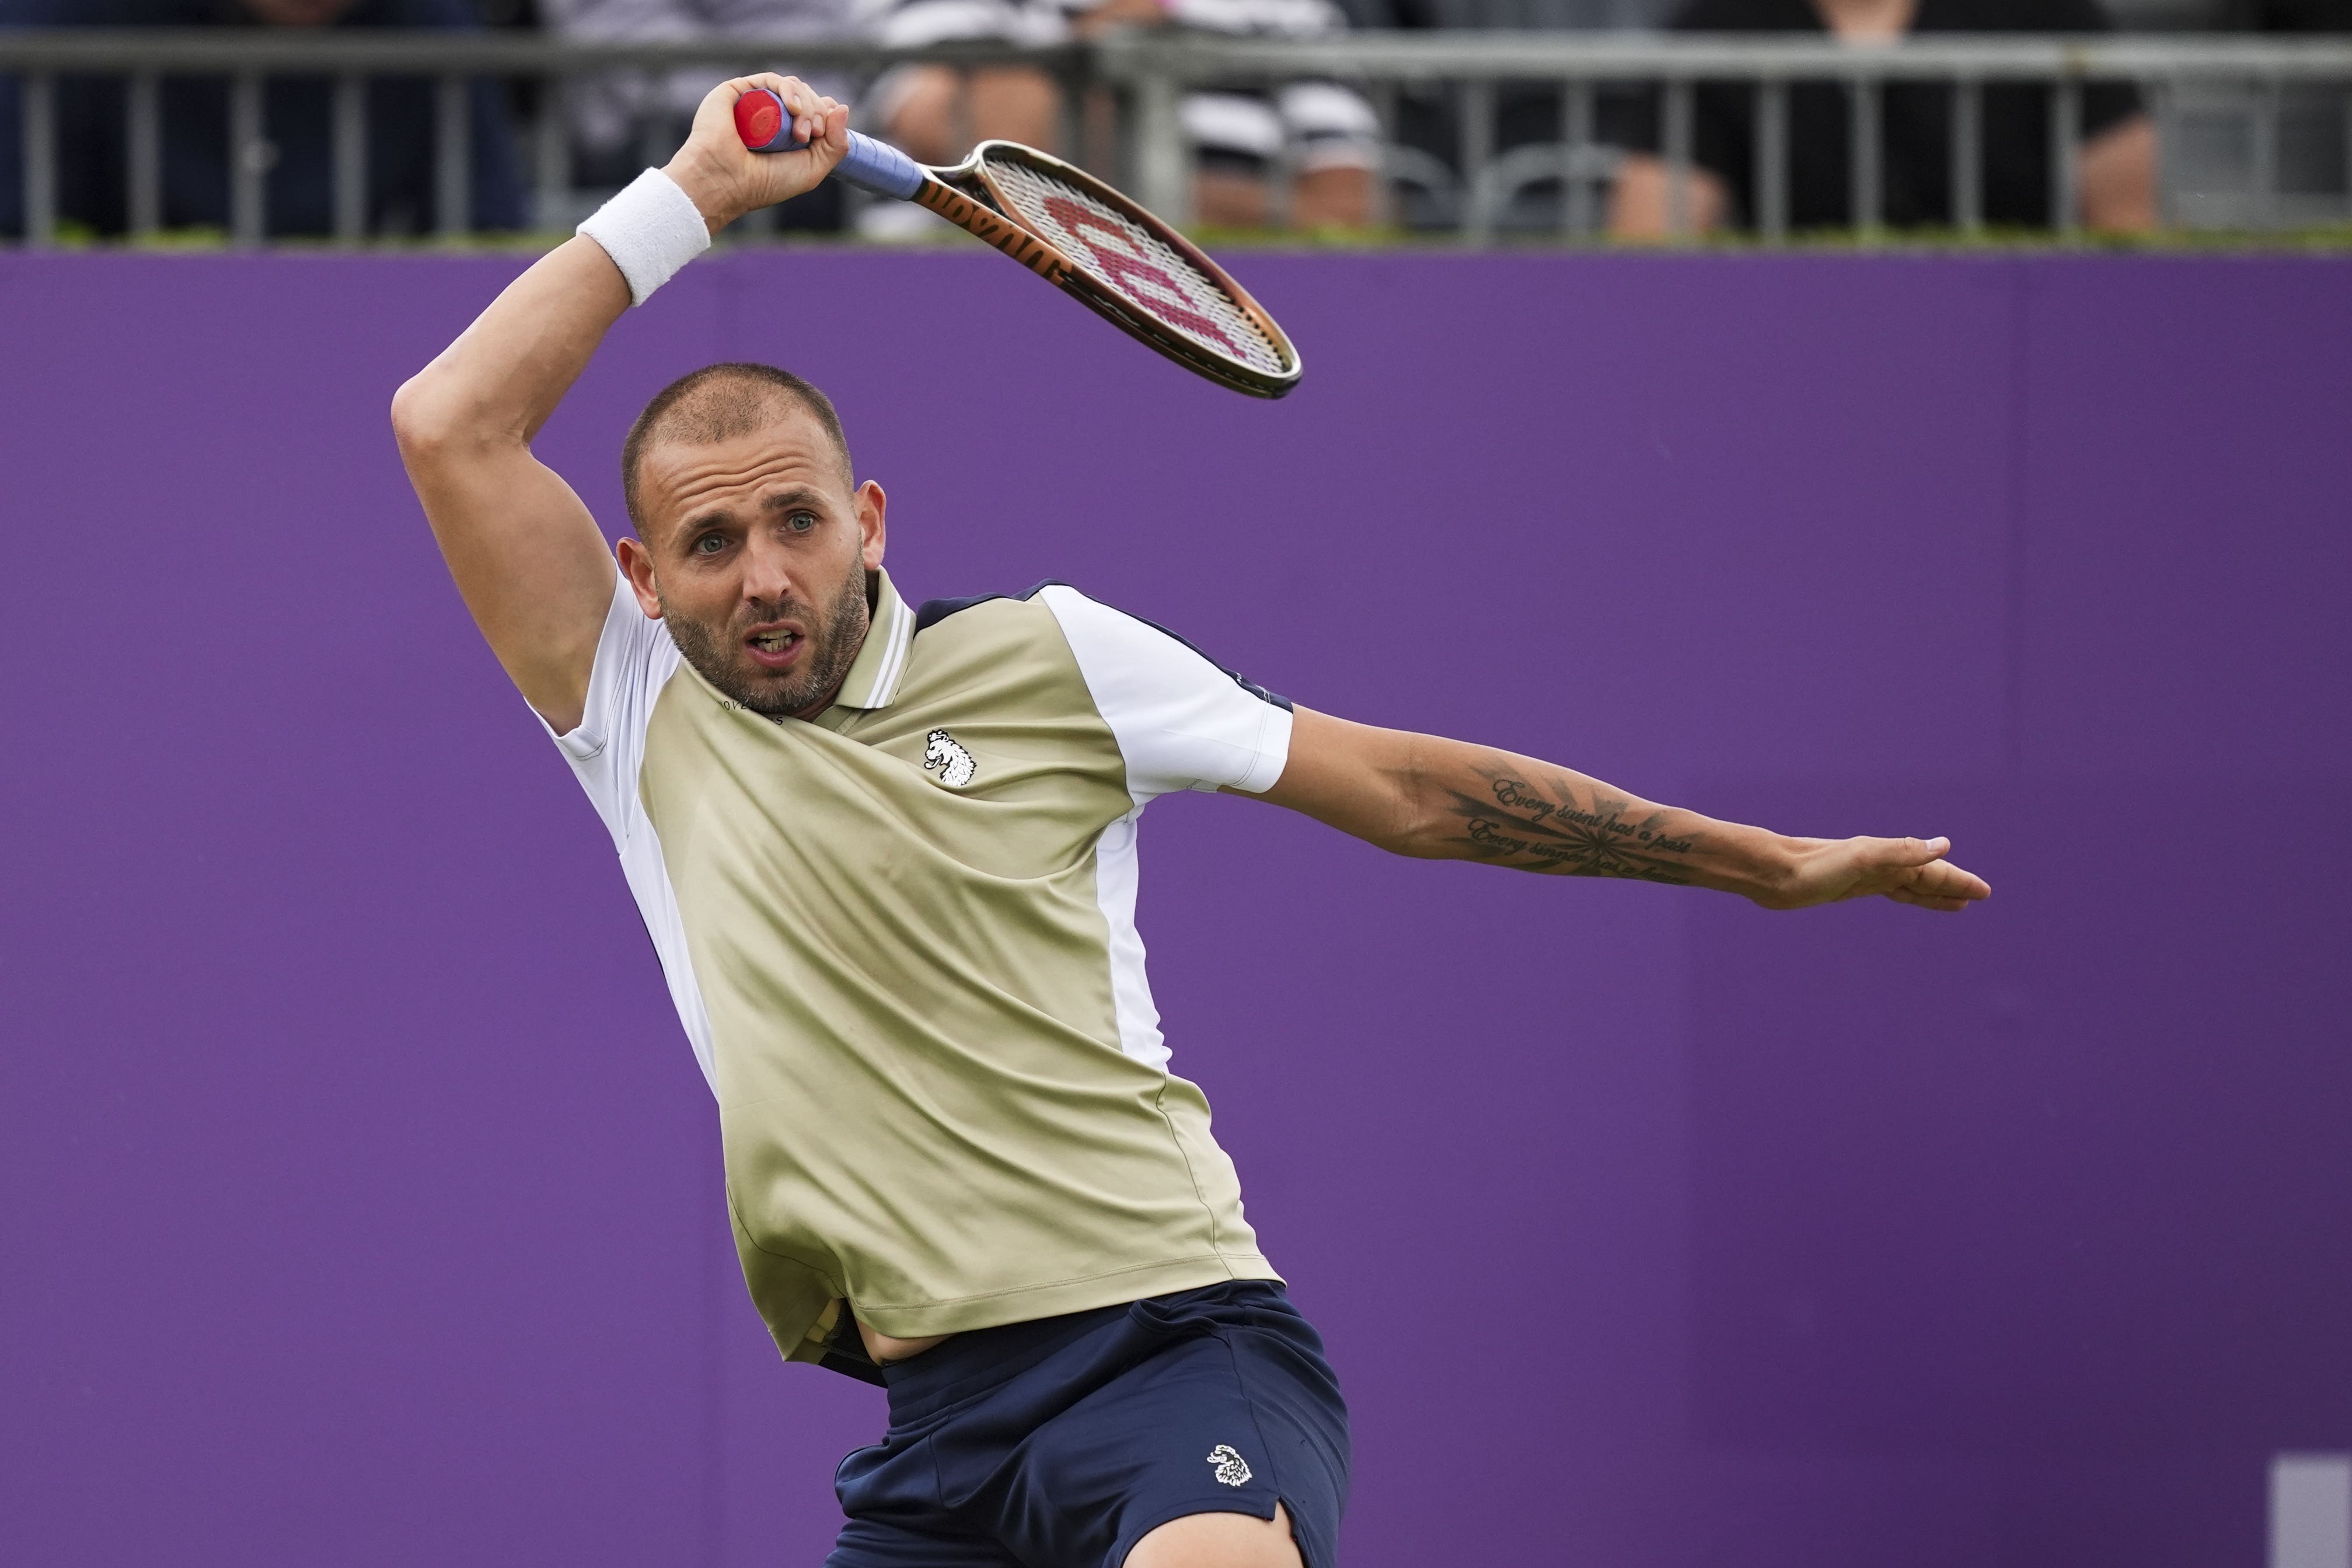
[2,247,2346,1567]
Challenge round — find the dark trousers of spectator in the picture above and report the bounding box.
[0,70,524,238]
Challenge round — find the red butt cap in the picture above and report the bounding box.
[733,89,783,149]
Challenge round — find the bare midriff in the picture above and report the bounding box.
[860,1323,954,1366]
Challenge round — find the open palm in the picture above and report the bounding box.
[1758,836,1991,913]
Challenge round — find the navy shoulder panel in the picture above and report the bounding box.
[913,579,1066,634]
[915,582,1291,712]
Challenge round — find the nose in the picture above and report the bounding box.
[738,531,797,606]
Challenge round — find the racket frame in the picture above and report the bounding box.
[734,88,1300,399]
[911,142,1303,400]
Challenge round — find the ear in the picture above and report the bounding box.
[615,536,664,620]
[855,480,888,572]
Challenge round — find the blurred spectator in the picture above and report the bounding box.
[538,0,852,228]
[1607,0,2159,236]
[856,0,1059,198]
[1343,0,1660,23]
[1337,0,1669,233]
[861,0,1381,229]
[0,0,525,239]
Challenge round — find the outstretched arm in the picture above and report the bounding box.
[1250,708,1989,912]
[390,74,847,734]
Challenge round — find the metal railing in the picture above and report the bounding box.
[1097,34,2352,236]
[6,30,2351,246]
[1,32,1086,245]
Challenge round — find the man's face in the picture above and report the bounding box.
[619,410,887,721]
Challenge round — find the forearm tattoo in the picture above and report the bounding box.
[1440,766,1698,885]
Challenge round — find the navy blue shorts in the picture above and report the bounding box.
[826,1281,1350,1568]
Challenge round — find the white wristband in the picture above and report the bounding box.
[577,168,712,306]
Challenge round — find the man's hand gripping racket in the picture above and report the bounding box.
[682,76,1301,399]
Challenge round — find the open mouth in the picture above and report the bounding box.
[744,628,805,670]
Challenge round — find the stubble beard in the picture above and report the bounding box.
[664,565,872,720]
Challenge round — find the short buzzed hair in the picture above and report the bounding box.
[620,362,854,533]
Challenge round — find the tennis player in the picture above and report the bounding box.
[393,75,1989,1568]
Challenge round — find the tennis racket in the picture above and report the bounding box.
[733,87,1301,400]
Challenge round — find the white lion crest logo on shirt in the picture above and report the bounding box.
[922,728,977,788]
[1206,1445,1251,1486]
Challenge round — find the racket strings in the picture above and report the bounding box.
[980,158,1290,378]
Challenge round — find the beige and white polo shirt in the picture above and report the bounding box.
[547,570,1293,1367]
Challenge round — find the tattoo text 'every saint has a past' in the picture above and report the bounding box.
[1443,770,1698,885]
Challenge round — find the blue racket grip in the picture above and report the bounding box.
[735,88,924,201]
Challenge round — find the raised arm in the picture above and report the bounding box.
[389,74,847,734]
[1252,708,1989,912]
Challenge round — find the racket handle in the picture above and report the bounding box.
[734,88,924,201]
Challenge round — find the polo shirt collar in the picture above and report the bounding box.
[829,568,915,711]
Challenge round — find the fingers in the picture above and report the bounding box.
[1896,850,1989,901]
[737,74,843,150]
[670,72,847,233]
[1868,834,1950,868]
[1886,887,1975,913]
[1922,857,1991,902]
[1883,844,1991,911]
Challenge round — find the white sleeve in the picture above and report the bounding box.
[540,570,683,849]
[1039,585,1294,806]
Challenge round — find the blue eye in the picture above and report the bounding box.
[787,511,817,533]
[692,533,725,554]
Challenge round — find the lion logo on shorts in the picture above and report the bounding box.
[922,729,977,788]
[1205,1445,1252,1487]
